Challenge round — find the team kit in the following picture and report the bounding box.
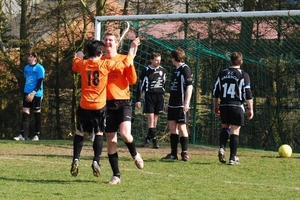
[13,31,253,184]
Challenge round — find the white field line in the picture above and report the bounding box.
[1,156,300,191]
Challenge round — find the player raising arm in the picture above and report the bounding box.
[70,38,140,178]
[103,30,144,185]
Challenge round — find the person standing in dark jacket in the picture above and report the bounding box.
[136,52,167,149]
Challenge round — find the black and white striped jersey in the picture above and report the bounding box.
[136,65,167,102]
[168,64,193,108]
[212,67,253,106]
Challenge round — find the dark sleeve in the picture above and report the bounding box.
[33,78,44,92]
[135,69,145,102]
[166,69,175,93]
[212,73,221,98]
[184,66,193,86]
[243,73,253,100]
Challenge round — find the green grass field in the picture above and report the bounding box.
[0,140,299,200]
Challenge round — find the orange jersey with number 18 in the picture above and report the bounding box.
[72,55,133,110]
[105,54,137,100]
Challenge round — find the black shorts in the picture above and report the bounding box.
[76,106,106,133]
[105,100,132,132]
[143,93,164,114]
[219,105,245,126]
[22,93,43,110]
[167,107,189,124]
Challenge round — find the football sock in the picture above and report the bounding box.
[34,112,41,133]
[180,136,189,153]
[148,128,156,140]
[108,152,120,178]
[19,130,25,138]
[124,141,137,157]
[170,133,179,155]
[219,128,230,149]
[20,113,30,137]
[73,135,84,160]
[93,135,103,163]
[229,134,239,160]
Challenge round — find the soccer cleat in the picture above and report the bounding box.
[152,139,159,149]
[218,148,226,164]
[181,152,190,161]
[109,176,121,185]
[91,161,101,177]
[229,156,239,165]
[31,135,39,141]
[70,159,79,177]
[163,154,178,160]
[133,152,144,169]
[141,138,149,147]
[13,134,25,141]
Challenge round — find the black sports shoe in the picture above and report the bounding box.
[163,154,178,160]
[152,139,159,149]
[141,138,150,147]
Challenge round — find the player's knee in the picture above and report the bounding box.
[122,134,133,143]
[75,130,84,137]
[95,131,103,136]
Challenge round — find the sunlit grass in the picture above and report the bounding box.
[0,140,299,200]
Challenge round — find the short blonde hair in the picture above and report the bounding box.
[104,30,121,44]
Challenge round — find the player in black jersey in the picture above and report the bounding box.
[163,48,193,161]
[212,52,254,165]
[136,52,167,149]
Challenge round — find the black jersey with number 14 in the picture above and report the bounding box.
[212,67,252,106]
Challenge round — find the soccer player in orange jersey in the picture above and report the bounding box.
[103,30,144,185]
[70,38,140,178]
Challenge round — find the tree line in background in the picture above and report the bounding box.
[0,0,300,141]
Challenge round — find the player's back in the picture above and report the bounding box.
[73,58,110,110]
[217,67,246,104]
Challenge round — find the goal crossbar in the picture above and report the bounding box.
[94,10,300,40]
[95,10,300,22]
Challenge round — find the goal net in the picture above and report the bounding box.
[95,11,300,150]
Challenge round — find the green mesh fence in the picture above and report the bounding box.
[96,11,300,151]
